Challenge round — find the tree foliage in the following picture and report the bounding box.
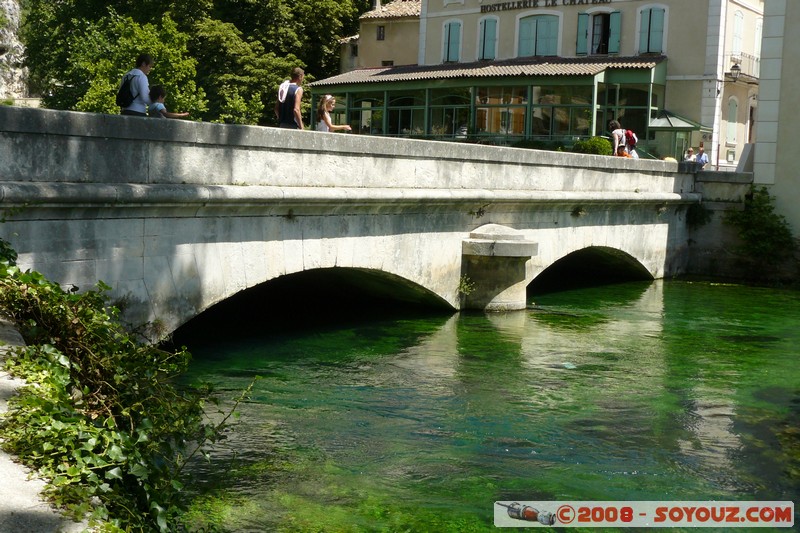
[19,0,371,124]
[724,186,797,277]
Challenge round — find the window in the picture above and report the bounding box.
[754,18,762,77]
[639,7,665,53]
[732,11,743,58]
[577,12,621,55]
[727,98,738,144]
[382,60,394,66]
[518,15,558,57]
[377,26,385,41]
[430,88,471,138]
[351,45,358,57]
[476,86,527,138]
[478,17,498,60]
[388,91,426,137]
[532,85,593,138]
[443,21,462,62]
[351,92,385,135]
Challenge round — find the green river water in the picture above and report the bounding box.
[177,280,799,532]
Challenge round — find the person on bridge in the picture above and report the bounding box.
[148,85,189,119]
[609,120,638,159]
[696,146,709,169]
[315,95,351,133]
[275,68,305,130]
[119,54,153,117]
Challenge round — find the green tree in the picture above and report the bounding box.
[22,4,206,114]
[19,0,373,123]
[191,18,296,124]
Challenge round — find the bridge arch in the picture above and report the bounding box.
[529,246,654,295]
[172,267,454,336]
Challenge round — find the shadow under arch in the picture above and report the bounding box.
[171,267,454,345]
[529,246,654,296]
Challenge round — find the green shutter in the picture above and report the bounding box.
[519,17,534,56]
[538,15,559,56]
[482,19,497,60]
[639,9,650,53]
[446,22,461,62]
[576,13,588,55]
[608,12,621,54]
[650,8,664,53]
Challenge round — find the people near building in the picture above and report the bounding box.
[609,120,638,159]
[315,95,352,133]
[696,146,709,168]
[119,54,153,117]
[684,147,696,162]
[147,85,189,119]
[275,67,305,129]
[616,144,632,158]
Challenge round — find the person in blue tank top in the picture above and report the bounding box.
[275,67,305,129]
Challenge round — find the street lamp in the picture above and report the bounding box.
[728,63,741,81]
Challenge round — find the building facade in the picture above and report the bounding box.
[754,0,799,236]
[315,0,762,166]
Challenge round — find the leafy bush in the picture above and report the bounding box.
[0,262,241,531]
[724,185,797,278]
[571,136,612,155]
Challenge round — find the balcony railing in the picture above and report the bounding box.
[728,52,760,79]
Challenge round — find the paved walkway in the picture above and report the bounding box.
[0,319,89,533]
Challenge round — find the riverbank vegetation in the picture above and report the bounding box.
[724,185,799,284]
[0,237,241,531]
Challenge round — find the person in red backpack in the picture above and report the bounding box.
[609,120,639,159]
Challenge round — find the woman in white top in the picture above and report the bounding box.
[609,119,638,158]
[316,95,352,133]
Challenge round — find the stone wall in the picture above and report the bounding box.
[0,0,27,100]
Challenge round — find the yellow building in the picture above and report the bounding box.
[754,0,799,236]
[316,0,762,165]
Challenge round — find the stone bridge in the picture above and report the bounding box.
[0,106,699,335]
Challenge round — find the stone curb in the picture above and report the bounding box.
[0,318,90,533]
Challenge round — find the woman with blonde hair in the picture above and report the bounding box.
[316,95,352,132]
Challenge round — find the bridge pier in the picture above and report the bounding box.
[461,224,538,311]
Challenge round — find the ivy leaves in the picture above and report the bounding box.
[0,262,239,531]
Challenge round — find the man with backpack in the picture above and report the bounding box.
[117,54,153,117]
[609,119,639,159]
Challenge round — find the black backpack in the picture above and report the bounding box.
[116,73,138,108]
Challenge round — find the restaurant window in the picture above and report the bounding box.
[531,86,592,138]
[638,6,665,54]
[577,12,621,55]
[478,17,498,60]
[443,20,462,62]
[518,15,558,57]
[430,88,472,138]
[476,86,527,139]
[387,91,426,137]
[351,92,385,134]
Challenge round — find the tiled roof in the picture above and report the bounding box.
[310,55,667,87]
[339,34,359,44]
[360,0,421,20]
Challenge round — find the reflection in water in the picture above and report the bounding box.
[179,281,800,531]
